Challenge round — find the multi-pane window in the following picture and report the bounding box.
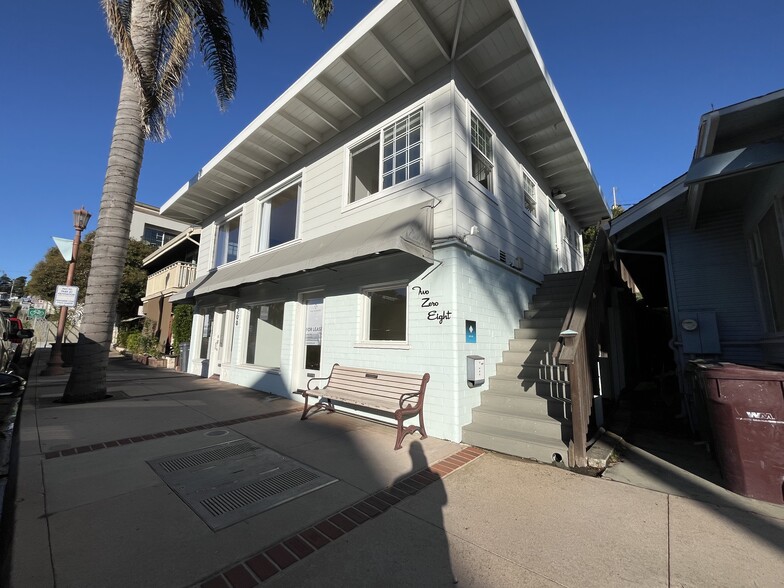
[142,224,178,248]
[470,112,493,192]
[349,109,422,203]
[245,302,285,368]
[259,182,300,251]
[366,285,407,341]
[522,171,536,217]
[215,216,240,266]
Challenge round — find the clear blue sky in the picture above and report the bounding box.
[1,1,782,280]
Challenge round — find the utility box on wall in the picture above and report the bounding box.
[467,355,485,387]
[679,310,721,354]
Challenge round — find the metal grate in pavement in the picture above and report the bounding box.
[201,467,320,517]
[156,440,257,472]
[147,436,336,531]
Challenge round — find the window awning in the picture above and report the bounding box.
[171,200,433,302]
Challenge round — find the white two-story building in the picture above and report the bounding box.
[164,0,608,450]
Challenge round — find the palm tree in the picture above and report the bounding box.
[63,0,334,402]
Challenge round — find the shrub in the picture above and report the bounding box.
[172,305,193,351]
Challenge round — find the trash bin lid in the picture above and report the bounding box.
[694,362,784,382]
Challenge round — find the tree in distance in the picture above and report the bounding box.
[64,0,335,402]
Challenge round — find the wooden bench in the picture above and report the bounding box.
[299,364,430,450]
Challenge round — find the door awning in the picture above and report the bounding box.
[171,200,434,302]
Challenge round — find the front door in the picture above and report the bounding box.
[299,295,324,387]
[209,307,228,376]
[549,202,562,273]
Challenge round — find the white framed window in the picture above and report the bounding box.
[258,181,300,251]
[244,302,285,368]
[470,111,494,194]
[362,284,408,342]
[349,108,423,203]
[522,170,537,218]
[215,216,240,266]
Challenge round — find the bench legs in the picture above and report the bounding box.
[393,409,428,451]
[300,392,335,421]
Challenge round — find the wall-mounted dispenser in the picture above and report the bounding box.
[467,355,485,387]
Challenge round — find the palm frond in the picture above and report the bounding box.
[147,2,195,141]
[192,0,237,109]
[234,0,270,41]
[309,0,334,27]
[102,0,157,136]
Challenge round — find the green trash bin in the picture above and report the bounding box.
[695,362,784,504]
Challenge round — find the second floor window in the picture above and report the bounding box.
[215,216,240,266]
[349,109,423,203]
[470,112,494,193]
[259,182,300,251]
[522,171,537,217]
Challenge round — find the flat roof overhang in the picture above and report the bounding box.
[161,0,607,229]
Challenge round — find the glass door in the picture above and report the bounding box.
[299,295,324,387]
[549,202,562,273]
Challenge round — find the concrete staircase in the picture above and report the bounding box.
[462,271,582,464]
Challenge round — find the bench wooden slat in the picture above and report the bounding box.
[299,363,429,450]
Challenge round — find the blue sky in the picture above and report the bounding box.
[1,1,782,280]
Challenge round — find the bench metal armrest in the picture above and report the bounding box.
[306,376,330,391]
[398,391,421,409]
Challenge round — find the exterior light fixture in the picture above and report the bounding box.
[551,189,567,200]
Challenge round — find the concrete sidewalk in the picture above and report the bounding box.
[8,351,784,587]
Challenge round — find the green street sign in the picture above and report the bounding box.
[28,308,46,319]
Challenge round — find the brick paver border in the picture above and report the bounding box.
[42,408,301,459]
[199,446,485,587]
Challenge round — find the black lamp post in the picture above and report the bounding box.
[41,207,91,376]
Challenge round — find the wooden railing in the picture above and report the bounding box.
[553,228,609,467]
[145,261,197,297]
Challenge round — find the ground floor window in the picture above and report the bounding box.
[365,285,407,341]
[245,302,285,368]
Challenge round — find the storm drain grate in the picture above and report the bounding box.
[201,467,319,517]
[148,436,337,531]
[156,440,257,473]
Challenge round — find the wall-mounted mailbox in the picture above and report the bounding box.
[467,355,485,387]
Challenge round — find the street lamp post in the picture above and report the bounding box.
[41,208,91,376]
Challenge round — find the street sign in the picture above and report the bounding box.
[28,308,46,319]
[54,285,79,307]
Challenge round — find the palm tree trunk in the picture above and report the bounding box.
[62,69,146,402]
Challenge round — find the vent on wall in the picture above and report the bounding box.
[499,250,507,264]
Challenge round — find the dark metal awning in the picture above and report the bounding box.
[172,200,433,302]
[684,140,784,186]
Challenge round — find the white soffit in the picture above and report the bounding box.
[161,0,607,228]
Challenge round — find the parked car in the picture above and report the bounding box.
[0,315,34,372]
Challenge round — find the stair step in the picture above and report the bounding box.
[513,326,561,340]
[470,406,566,437]
[476,388,571,418]
[487,376,571,399]
[524,307,568,320]
[507,339,555,353]
[526,298,573,311]
[542,271,582,283]
[462,424,569,464]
